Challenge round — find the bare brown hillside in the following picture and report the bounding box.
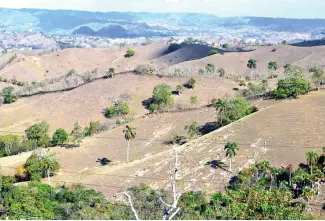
[0,74,237,133]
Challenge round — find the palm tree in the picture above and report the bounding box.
[268,61,278,78]
[123,125,136,163]
[216,99,227,126]
[306,151,319,175]
[247,59,257,79]
[224,142,239,173]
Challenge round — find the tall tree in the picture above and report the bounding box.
[306,151,319,175]
[224,142,239,173]
[123,125,136,163]
[247,59,257,79]
[268,61,278,78]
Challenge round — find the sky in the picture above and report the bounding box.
[0,0,325,18]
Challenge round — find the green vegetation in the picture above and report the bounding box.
[51,128,69,146]
[135,64,155,75]
[190,95,198,104]
[216,98,255,127]
[125,49,135,58]
[24,152,60,181]
[217,68,225,77]
[25,121,50,147]
[104,100,130,118]
[1,152,322,220]
[187,77,197,89]
[185,122,200,139]
[239,81,268,97]
[176,84,184,95]
[222,43,229,49]
[123,125,136,162]
[167,43,181,52]
[205,64,215,73]
[310,68,325,87]
[274,72,310,99]
[148,84,174,112]
[208,49,219,56]
[2,86,17,104]
[84,121,102,137]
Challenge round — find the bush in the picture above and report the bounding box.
[125,49,135,58]
[209,49,219,56]
[51,128,69,146]
[149,84,174,112]
[84,121,102,137]
[190,96,198,104]
[187,78,196,89]
[25,121,50,147]
[70,122,84,142]
[24,152,60,181]
[274,74,310,99]
[2,86,17,104]
[218,68,225,77]
[104,101,130,118]
[222,43,229,49]
[205,64,215,73]
[167,43,181,52]
[176,85,184,95]
[135,64,155,75]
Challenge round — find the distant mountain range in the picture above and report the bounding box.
[1,8,325,38]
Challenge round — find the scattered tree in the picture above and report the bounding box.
[268,61,278,78]
[123,125,136,163]
[217,68,225,77]
[51,128,69,146]
[2,86,17,104]
[224,142,239,172]
[247,58,257,79]
[310,68,325,88]
[125,49,135,58]
[274,73,310,99]
[205,64,215,73]
[187,78,196,89]
[149,84,174,112]
[222,43,229,49]
[25,121,50,147]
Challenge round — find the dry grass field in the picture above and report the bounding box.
[0,73,238,133]
[41,90,325,197]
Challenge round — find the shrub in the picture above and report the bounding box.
[176,85,184,95]
[125,49,135,58]
[187,78,196,89]
[167,43,181,52]
[274,74,310,99]
[135,64,155,75]
[70,122,84,142]
[84,121,102,137]
[185,122,200,139]
[25,121,50,147]
[24,152,60,181]
[245,76,252,82]
[51,128,69,146]
[190,96,198,104]
[149,84,174,112]
[209,49,219,56]
[2,86,17,104]
[205,64,215,73]
[222,43,229,49]
[104,101,130,118]
[218,68,225,77]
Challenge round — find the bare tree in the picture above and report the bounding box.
[123,145,182,220]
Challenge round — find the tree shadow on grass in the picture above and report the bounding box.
[96,158,112,166]
[205,160,230,173]
[197,122,219,135]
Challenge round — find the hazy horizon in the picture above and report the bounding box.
[0,0,325,19]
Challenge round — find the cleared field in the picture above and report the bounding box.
[0,43,168,82]
[46,91,325,197]
[0,73,237,133]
